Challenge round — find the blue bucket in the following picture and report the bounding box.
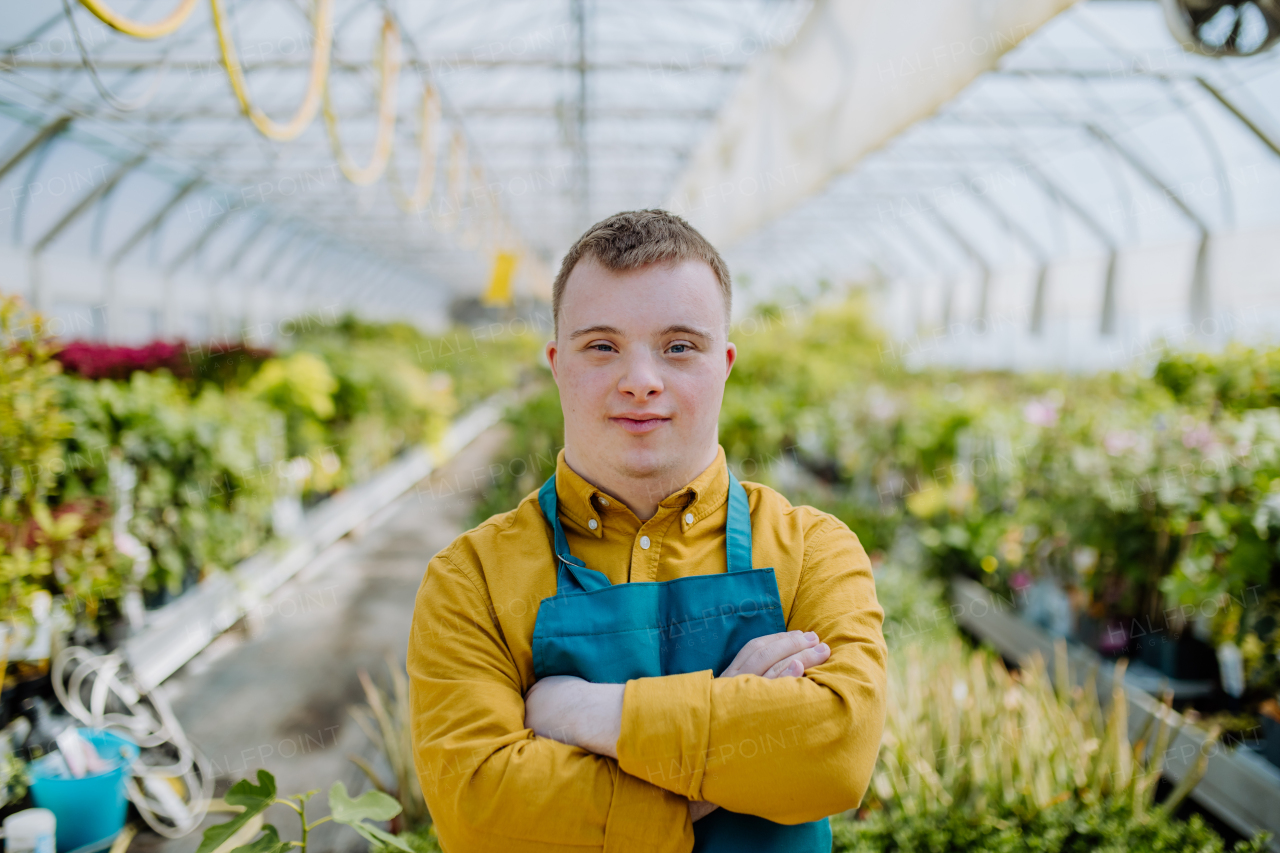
[29,729,137,853]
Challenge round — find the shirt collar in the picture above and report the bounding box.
[553,444,730,537]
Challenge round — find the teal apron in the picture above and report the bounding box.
[531,467,832,853]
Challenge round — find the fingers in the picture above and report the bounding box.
[722,630,826,678]
[763,642,831,678]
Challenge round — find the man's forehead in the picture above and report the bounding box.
[559,256,727,331]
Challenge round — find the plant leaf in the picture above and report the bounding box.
[197,771,278,853]
[226,769,278,811]
[341,822,415,853]
[329,781,412,851]
[329,780,401,823]
[231,825,291,853]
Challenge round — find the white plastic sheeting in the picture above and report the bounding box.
[666,0,1074,246]
[717,1,1280,371]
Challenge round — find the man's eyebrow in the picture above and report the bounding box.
[568,324,624,340]
[659,324,712,339]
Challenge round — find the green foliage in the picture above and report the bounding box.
[294,338,455,488]
[304,312,544,412]
[196,770,277,853]
[839,573,1268,853]
[0,297,130,626]
[350,660,430,830]
[833,798,1268,853]
[379,827,443,853]
[245,351,339,467]
[1155,344,1280,413]
[330,781,413,850]
[470,377,564,525]
[58,371,280,595]
[198,769,413,853]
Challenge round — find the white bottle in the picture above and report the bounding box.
[3,809,55,853]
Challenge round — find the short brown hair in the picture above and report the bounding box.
[552,209,731,336]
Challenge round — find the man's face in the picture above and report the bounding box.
[547,256,736,491]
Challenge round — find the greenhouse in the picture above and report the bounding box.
[2,0,1280,850]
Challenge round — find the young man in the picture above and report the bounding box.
[407,210,887,852]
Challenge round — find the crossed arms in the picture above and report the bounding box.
[406,520,887,853]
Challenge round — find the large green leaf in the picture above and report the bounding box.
[329,782,413,852]
[196,771,278,853]
[329,781,400,822]
[231,825,291,853]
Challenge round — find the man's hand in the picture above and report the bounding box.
[524,675,625,759]
[680,631,829,825]
[690,800,719,822]
[720,630,830,679]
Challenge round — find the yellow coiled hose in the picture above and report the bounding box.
[78,0,198,39]
[210,0,334,141]
[323,14,400,185]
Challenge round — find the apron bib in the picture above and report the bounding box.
[530,467,832,853]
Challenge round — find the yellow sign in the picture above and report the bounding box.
[482,251,518,306]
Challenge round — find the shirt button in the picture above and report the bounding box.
[588,519,598,530]
[684,513,694,524]
[598,497,609,507]
[640,535,651,550]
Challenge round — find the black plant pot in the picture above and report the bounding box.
[1136,632,1219,681]
[1078,612,1135,659]
[1262,716,1280,770]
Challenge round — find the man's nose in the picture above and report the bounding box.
[617,346,663,398]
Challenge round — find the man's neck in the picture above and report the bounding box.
[563,443,720,521]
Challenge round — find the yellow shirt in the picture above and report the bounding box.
[407,444,887,852]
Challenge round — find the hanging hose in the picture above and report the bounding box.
[52,647,213,839]
[456,159,489,248]
[387,84,441,212]
[77,0,198,39]
[431,128,468,232]
[323,14,401,186]
[210,0,335,141]
[64,0,171,111]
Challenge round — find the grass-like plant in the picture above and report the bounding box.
[349,659,429,830]
[835,637,1267,852]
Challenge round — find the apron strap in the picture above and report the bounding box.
[725,467,754,574]
[538,462,756,594]
[538,475,612,593]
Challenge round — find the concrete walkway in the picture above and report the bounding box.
[137,426,511,853]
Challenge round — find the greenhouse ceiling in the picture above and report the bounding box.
[0,0,1278,366]
[0,0,811,335]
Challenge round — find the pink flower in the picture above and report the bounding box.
[1181,423,1215,451]
[1023,399,1059,427]
[1104,430,1137,456]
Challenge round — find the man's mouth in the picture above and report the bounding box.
[610,414,671,435]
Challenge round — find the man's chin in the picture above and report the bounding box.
[611,443,674,480]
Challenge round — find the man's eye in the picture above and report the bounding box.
[669,343,691,354]
[590,343,615,353]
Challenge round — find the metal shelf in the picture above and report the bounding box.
[951,577,1280,849]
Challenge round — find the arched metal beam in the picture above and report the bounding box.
[108,177,203,268]
[29,152,146,311]
[0,114,71,182]
[1086,124,1213,326]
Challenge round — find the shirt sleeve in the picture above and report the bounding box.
[614,516,888,825]
[407,549,696,852]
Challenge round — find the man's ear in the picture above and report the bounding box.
[546,339,560,383]
[724,341,737,379]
